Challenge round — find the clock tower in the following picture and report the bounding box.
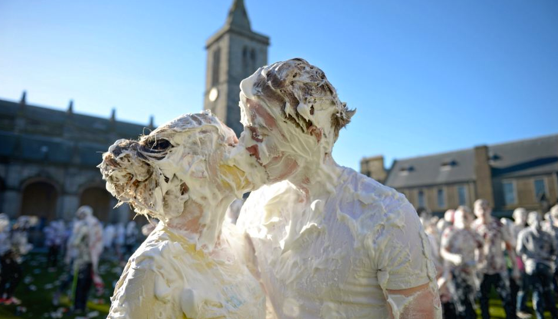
[204,0,270,136]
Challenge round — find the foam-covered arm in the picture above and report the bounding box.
[371,200,441,319]
[387,282,442,319]
[440,247,462,266]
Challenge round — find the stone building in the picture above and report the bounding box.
[361,134,558,215]
[0,94,153,223]
[203,0,269,135]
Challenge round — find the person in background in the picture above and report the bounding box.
[140,219,158,237]
[437,209,455,236]
[0,216,34,305]
[124,220,138,258]
[418,207,442,265]
[472,199,518,319]
[544,204,558,294]
[517,210,558,319]
[0,214,10,255]
[103,223,116,257]
[0,214,18,305]
[71,206,104,314]
[44,220,65,270]
[441,206,483,319]
[114,223,125,263]
[510,208,532,319]
[53,218,82,306]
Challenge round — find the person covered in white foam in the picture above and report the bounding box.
[71,205,104,313]
[100,111,265,319]
[235,58,441,319]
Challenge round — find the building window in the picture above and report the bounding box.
[457,185,467,206]
[250,48,256,67]
[399,165,414,176]
[242,47,258,74]
[503,181,517,205]
[440,159,457,171]
[211,47,221,87]
[534,178,546,200]
[418,190,426,208]
[242,46,248,73]
[437,188,445,208]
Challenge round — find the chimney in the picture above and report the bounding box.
[360,155,387,183]
[149,115,155,129]
[474,145,495,207]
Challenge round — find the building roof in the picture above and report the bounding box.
[385,149,475,188]
[489,134,558,179]
[384,133,558,188]
[206,0,269,48]
[0,96,153,167]
[226,0,251,30]
[0,97,151,139]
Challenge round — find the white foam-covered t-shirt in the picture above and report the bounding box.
[238,167,437,319]
[107,222,265,319]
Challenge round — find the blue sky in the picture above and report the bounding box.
[1,0,557,171]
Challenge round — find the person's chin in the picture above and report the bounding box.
[231,153,269,191]
[264,157,299,184]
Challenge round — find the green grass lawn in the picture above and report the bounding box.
[2,252,557,318]
[475,294,554,319]
[0,252,122,319]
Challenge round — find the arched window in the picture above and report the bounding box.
[250,48,256,65]
[20,181,58,221]
[211,47,221,87]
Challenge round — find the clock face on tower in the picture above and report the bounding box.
[209,87,219,102]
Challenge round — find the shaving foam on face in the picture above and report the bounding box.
[100,111,262,251]
[101,111,266,319]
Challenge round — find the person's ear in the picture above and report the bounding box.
[308,125,322,143]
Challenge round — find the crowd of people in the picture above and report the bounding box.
[420,199,558,319]
[0,206,145,315]
[3,198,558,318]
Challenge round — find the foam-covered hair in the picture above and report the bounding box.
[99,111,237,222]
[243,58,355,142]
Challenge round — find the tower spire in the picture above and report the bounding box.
[20,91,27,105]
[67,100,74,115]
[225,0,251,30]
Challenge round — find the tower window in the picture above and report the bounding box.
[212,48,221,86]
[242,46,249,73]
[250,48,256,71]
[243,47,257,74]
